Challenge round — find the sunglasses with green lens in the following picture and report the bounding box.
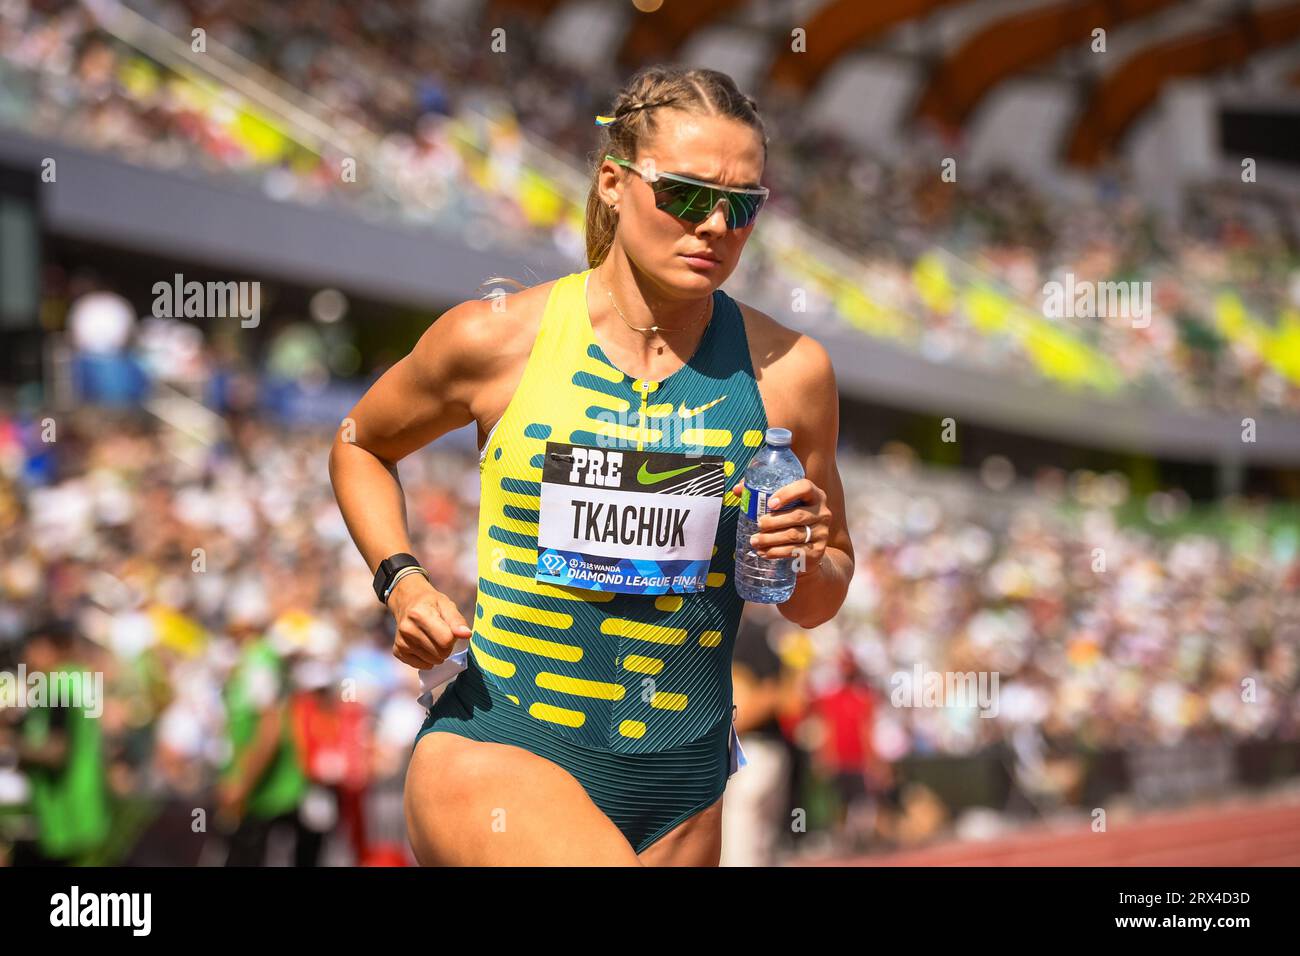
[605,154,769,230]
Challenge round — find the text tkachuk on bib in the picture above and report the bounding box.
[536,442,726,594]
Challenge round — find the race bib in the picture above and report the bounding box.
[536,442,726,594]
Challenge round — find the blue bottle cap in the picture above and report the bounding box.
[765,427,792,447]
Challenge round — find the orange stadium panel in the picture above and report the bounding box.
[1067,2,1300,165]
[768,0,968,92]
[914,0,1179,135]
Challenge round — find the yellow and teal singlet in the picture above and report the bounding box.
[415,267,769,851]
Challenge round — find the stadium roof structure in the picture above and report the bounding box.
[4,0,1299,467]
[1065,0,1300,164]
[914,0,1185,136]
[502,0,1300,169]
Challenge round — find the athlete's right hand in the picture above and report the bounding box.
[387,574,473,669]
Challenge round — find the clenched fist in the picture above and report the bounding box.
[386,574,472,669]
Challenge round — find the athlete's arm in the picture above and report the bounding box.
[218,702,285,820]
[329,296,505,668]
[14,729,68,770]
[740,335,855,629]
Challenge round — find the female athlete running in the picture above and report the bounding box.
[329,65,853,866]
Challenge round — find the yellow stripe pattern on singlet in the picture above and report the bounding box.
[470,268,768,753]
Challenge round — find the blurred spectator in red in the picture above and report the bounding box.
[289,659,372,866]
[807,647,892,852]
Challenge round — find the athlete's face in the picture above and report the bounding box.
[603,110,765,295]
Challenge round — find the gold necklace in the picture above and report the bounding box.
[601,270,711,336]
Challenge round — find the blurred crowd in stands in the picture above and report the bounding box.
[1,313,1296,863]
[4,0,1299,413]
[2,0,1300,865]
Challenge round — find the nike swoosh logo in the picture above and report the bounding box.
[678,396,727,418]
[637,462,703,485]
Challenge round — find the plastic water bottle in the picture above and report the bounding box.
[734,427,804,603]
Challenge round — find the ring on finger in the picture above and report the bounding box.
[802,525,812,544]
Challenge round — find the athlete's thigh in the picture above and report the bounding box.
[637,794,725,867]
[405,731,642,866]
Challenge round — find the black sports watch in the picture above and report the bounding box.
[373,552,428,606]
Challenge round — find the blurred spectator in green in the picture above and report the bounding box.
[10,619,111,866]
[217,585,307,866]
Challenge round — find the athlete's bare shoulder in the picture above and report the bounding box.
[417,279,553,373]
[733,299,841,477]
[734,298,835,398]
[411,276,562,428]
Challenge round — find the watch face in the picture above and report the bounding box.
[376,554,420,604]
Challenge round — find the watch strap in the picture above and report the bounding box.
[373,553,426,605]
